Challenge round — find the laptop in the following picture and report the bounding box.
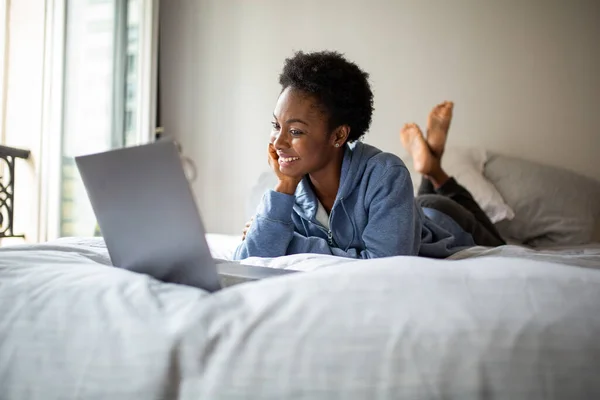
[75,139,296,292]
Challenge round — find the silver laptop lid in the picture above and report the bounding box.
[75,140,221,292]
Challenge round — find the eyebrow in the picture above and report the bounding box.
[273,114,309,126]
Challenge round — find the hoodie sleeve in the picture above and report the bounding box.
[284,165,421,259]
[233,190,297,260]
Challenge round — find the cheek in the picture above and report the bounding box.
[293,139,329,163]
[292,139,314,157]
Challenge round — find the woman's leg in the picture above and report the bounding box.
[417,177,436,196]
[428,177,505,245]
[415,193,505,246]
[400,102,505,246]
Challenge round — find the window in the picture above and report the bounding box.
[126,53,136,74]
[56,0,157,238]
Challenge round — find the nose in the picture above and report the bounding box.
[272,129,289,149]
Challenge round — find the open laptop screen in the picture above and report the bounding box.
[75,140,221,292]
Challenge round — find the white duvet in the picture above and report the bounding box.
[1,237,599,399]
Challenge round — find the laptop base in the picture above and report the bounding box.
[216,260,297,287]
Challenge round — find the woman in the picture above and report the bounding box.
[234,51,504,260]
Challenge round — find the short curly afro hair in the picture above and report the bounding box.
[278,51,374,143]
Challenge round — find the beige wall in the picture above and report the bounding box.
[160,0,600,234]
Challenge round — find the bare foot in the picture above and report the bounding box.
[400,123,437,175]
[426,101,453,158]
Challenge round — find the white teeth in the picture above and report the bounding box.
[280,157,299,163]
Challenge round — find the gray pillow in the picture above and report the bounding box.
[484,154,600,247]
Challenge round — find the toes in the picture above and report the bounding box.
[401,123,417,135]
[401,123,424,153]
[431,104,444,115]
[434,101,454,111]
[441,101,454,112]
[403,123,422,134]
[442,101,454,114]
[431,102,454,121]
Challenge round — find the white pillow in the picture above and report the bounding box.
[406,147,515,223]
[206,233,241,260]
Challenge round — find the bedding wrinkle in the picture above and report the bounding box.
[197,288,320,395]
[475,367,495,400]
[281,298,331,392]
[161,344,182,400]
[229,291,295,345]
[71,327,103,400]
[1,245,112,265]
[378,316,412,397]
[159,301,227,397]
[508,323,553,397]
[505,281,598,398]
[404,324,438,399]
[102,283,160,323]
[433,282,483,396]
[523,278,541,317]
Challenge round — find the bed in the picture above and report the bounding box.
[1,236,600,399]
[1,151,600,399]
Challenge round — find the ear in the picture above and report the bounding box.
[331,125,351,148]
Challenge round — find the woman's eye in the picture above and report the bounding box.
[290,129,302,136]
[271,122,280,130]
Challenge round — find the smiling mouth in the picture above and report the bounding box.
[279,157,300,164]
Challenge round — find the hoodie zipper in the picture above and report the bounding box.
[324,225,336,247]
[326,209,335,246]
[306,218,335,246]
[304,213,336,246]
[327,230,334,245]
[311,200,341,247]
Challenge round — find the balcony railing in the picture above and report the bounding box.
[0,145,31,239]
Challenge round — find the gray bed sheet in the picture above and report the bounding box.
[449,242,600,268]
[0,238,599,399]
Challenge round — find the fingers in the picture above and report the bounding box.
[242,217,254,240]
[268,143,278,159]
[268,143,277,165]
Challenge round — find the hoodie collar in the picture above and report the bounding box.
[293,142,375,221]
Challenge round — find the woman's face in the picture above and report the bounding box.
[271,87,341,178]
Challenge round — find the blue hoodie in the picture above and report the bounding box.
[233,142,475,260]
